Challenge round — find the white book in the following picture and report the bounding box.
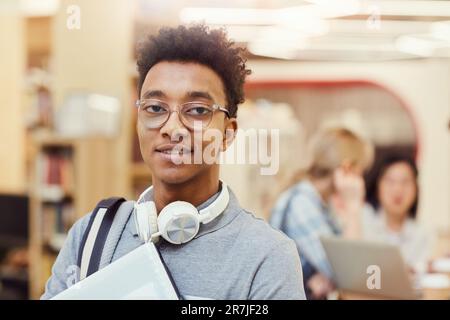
[52,242,179,300]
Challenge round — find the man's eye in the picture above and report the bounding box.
[144,104,167,113]
[185,106,211,116]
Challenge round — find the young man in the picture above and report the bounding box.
[42,25,305,300]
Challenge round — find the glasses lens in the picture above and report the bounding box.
[181,103,213,129]
[138,100,169,128]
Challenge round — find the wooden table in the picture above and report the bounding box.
[339,288,450,300]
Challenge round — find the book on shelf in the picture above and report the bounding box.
[42,202,74,251]
[36,148,75,199]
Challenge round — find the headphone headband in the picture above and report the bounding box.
[134,181,229,244]
[198,181,229,224]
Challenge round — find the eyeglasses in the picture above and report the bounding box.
[135,99,231,130]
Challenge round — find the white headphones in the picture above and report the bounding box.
[133,181,229,245]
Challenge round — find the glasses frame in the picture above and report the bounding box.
[135,98,231,130]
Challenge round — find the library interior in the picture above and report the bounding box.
[0,0,449,300]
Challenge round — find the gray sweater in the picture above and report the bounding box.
[41,187,306,300]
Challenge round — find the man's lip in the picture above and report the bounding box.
[155,144,193,152]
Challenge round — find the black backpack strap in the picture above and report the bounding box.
[77,197,126,280]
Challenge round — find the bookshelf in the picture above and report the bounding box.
[17,2,155,300]
[24,10,152,298]
[129,72,152,200]
[28,132,121,299]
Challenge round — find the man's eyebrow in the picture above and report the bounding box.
[186,91,214,101]
[141,90,166,99]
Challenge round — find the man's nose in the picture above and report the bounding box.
[160,111,189,141]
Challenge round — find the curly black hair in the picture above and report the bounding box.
[136,24,251,118]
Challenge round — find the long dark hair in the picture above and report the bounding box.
[366,154,419,218]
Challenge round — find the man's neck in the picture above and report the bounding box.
[152,174,220,214]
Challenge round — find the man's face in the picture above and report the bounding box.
[137,61,236,185]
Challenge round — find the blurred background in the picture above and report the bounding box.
[0,0,448,299]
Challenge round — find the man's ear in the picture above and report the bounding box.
[222,118,237,151]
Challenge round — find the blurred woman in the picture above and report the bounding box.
[364,155,433,273]
[270,127,374,299]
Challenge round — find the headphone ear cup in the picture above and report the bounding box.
[158,201,200,244]
[135,201,158,243]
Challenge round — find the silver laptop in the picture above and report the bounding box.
[320,236,420,299]
[52,242,179,300]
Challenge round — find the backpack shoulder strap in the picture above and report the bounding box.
[98,200,136,269]
[77,197,126,281]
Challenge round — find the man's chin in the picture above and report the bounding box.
[154,167,197,185]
